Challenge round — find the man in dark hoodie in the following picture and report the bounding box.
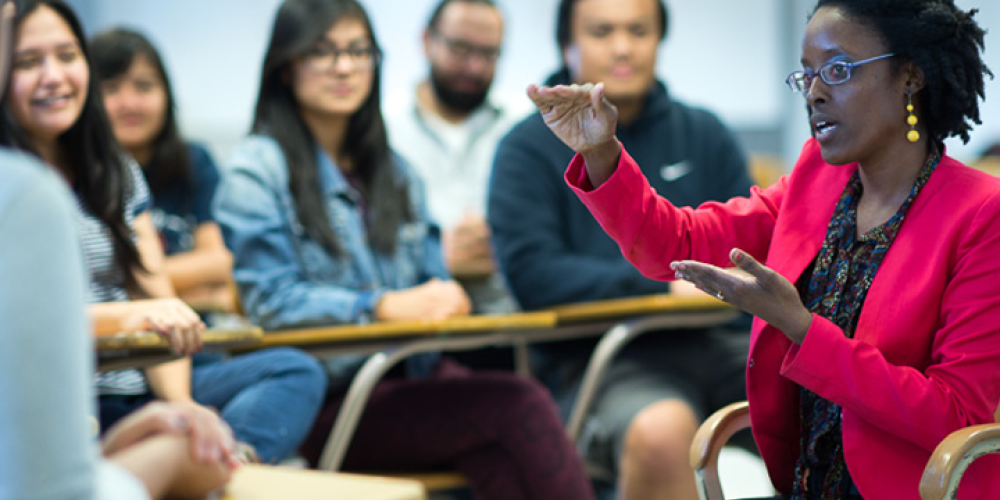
[488,0,755,499]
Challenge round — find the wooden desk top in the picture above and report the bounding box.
[971,157,1000,177]
[255,311,557,348]
[95,326,263,351]
[548,294,734,324]
[216,465,425,500]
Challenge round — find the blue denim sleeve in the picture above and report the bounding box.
[215,138,385,330]
[396,153,450,283]
[421,224,449,282]
[416,200,450,283]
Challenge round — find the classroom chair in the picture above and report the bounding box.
[688,400,1000,500]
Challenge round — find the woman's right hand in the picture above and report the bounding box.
[118,298,205,355]
[527,82,622,186]
[375,278,472,321]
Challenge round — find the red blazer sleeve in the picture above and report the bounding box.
[566,146,786,280]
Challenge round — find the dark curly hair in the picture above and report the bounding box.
[814,0,991,144]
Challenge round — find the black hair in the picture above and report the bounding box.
[555,0,669,55]
[89,28,192,205]
[814,0,991,144]
[253,0,411,256]
[0,0,146,291]
[426,0,497,33]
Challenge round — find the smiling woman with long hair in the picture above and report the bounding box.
[214,0,594,498]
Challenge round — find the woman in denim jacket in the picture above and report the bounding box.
[214,1,594,498]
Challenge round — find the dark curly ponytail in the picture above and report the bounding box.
[815,0,992,144]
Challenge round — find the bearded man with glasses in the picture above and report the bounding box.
[385,0,525,323]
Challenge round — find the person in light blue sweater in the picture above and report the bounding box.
[0,150,236,500]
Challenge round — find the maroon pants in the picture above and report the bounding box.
[301,359,595,500]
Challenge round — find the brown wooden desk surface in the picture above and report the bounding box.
[548,293,734,324]
[215,465,425,500]
[255,311,557,348]
[971,157,1000,177]
[96,327,264,372]
[95,327,264,351]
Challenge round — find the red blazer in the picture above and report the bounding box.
[567,139,1000,500]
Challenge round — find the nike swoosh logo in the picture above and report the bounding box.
[660,161,692,182]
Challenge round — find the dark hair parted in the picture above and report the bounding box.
[254,0,411,256]
[90,28,193,205]
[555,0,668,53]
[0,0,147,290]
[426,0,497,32]
[814,0,992,144]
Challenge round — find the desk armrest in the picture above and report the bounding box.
[919,424,1000,500]
[689,401,751,500]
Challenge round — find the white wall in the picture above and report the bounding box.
[69,0,999,165]
[953,0,1000,161]
[372,0,784,128]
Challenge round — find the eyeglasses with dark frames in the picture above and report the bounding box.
[431,31,501,62]
[785,53,895,94]
[302,42,381,73]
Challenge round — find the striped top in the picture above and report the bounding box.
[76,159,152,396]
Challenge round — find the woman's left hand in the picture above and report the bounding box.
[671,248,814,344]
[101,400,238,468]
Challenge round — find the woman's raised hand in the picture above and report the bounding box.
[527,82,622,187]
[527,82,617,153]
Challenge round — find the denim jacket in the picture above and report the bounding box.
[215,134,449,330]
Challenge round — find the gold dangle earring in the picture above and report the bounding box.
[906,91,920,143]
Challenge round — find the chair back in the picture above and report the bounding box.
[918,398,1000,500]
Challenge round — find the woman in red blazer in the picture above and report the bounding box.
[524,0,997,499]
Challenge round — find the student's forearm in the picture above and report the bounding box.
[109,434,232,500]
[90,302,128,337]
[144,358,193,402]
[164,249,233,293]
[178,284,236,313]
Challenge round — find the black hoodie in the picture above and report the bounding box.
[488,71,753,311]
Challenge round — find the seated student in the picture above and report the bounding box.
[489,0,754,498]
[0,77,234,500]
[0,0,327,465]
[90,28,235,319]
[385,0,522,316]
[214,1,593,498]
[527,0,999,498]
